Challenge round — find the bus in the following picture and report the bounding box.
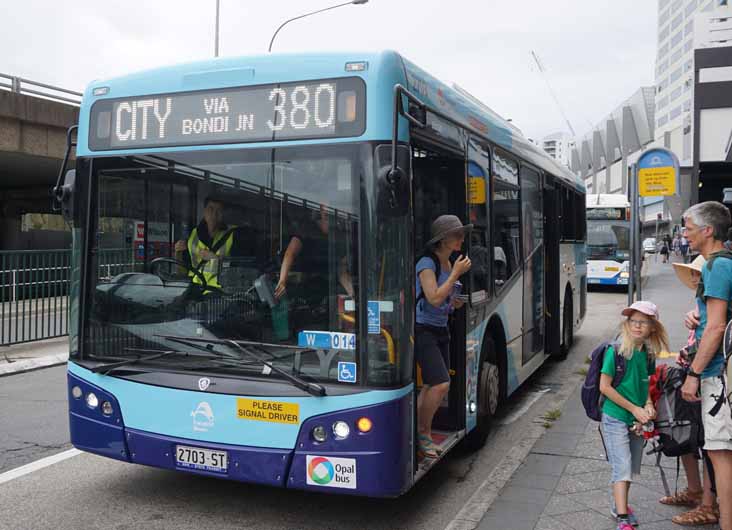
[586,194,631,289]
[57,50,586,497]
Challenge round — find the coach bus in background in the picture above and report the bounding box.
[56,50,586,497]
[586,194,631,289]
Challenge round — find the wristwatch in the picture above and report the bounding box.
[687,368,702,379]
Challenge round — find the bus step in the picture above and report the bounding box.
[414,429,464,482]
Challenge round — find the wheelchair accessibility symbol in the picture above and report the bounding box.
[337,362,357,383]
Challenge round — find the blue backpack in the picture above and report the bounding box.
[581,341,625,421]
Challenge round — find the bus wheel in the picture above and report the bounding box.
[559,295,573,358]
[463,338,500,450]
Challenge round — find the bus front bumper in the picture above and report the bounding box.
[69,371,414,497]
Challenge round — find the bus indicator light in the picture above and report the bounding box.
[356,417,372,433]
[345,62,367,72]
[71,386,82,399]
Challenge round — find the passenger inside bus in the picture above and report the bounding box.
[415,215,472,459]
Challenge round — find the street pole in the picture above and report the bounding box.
[635,164,643,301]
[628,162,637,306]
[268,0,368,53]
[215,0,220,57]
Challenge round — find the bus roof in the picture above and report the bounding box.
[586,194,630,208]
[77,50,583,192]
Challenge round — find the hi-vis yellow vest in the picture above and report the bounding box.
[187,226,234,289]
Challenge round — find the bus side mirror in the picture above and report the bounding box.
[376,145,410,217]
[54,169,76,223]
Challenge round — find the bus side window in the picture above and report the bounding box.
[467,142,491,296]
[492,150,520,289]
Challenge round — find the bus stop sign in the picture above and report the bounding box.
[637,148,679,197]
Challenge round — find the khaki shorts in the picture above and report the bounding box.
[701,376,732,451]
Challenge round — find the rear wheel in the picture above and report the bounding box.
[559,292,573,359]
[463,337,500,450]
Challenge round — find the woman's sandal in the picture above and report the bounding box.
[672,504,719,526]
[659,488,703,507]
[418,434,438,459]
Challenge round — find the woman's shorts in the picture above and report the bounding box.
[701,376,732,451]
[415,324,450,386]
[601,413,644,483]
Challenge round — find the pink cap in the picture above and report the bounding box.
[621,301,659,319]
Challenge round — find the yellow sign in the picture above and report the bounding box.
[604,266,619,272]
[468,177,486,204]
[236,398,300,425]
[639,167,677,196]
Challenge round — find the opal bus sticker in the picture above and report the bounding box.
[297,330,356,350]
[236,398,299,425]
[306,455,357,489]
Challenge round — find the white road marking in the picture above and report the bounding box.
[498,388,551,425]
[0,448,81,485]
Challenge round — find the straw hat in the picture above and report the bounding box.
[426,215,473,247]
[672,255,706,290]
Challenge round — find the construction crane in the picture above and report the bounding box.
[531,50,576,137]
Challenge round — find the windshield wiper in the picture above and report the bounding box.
[90,349,181,374]
[156,335,326,397]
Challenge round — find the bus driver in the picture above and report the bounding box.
[175,197,236,291]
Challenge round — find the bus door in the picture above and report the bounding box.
[542,177,561,356]
[520,165,545,363]
[411,140,467,433]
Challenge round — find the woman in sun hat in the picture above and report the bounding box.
[599,301,669,530]
[657,254,720,527]
[415,214,472,459]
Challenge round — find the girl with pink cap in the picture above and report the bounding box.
[599,301,669,530]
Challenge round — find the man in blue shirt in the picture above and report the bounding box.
[681,201,732,530]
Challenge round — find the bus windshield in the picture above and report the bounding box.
[587,219,630,261]
[79,144,375,386]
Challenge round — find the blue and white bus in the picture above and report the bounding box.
[586,194,631,288]
[58,50,586,497]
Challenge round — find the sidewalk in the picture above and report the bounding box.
[476,256,705,530]
[0,336,69,376]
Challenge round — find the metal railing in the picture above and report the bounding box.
[0,73,82,106]
[0,249,136,346]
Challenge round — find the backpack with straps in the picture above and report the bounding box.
[415,251,441,305]
[652,365,704,457]
[581,341,624,421]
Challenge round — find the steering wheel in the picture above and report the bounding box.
[149,257,225,295]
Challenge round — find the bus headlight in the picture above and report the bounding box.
[332,421,350,439]
[620,272,629,278]
[312,425,327,443]
[71,386,83,399]
[86,392,99,409]
[101,401,114,416]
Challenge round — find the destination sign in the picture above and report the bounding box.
[587,207,626,221]
[88,77,365,150]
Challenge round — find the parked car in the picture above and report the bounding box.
[643,237,657,253]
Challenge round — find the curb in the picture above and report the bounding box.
[444,364,584,530]
[0,352,69,377]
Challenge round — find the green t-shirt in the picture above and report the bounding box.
[600,345,655,426]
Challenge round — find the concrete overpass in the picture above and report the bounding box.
[0,74,80,249]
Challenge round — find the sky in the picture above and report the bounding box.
[0,0,658,141]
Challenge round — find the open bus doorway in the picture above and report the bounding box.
[411,143,468,458]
